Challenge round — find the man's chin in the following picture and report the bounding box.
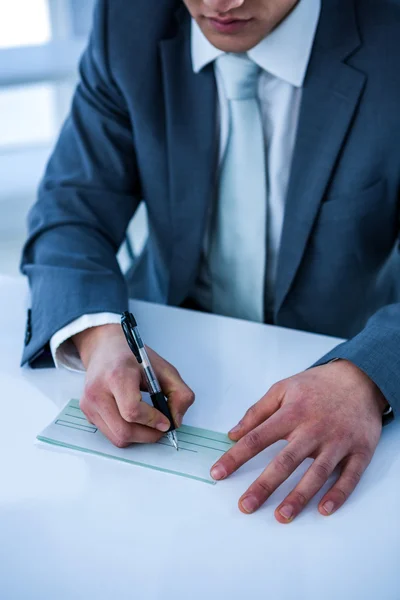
[200,32,261,53]
[198,19,264,53]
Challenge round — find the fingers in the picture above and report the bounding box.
[274,447,344,523]
[81,348,194,448]
[108,363,171,431]
[86,410,131,448]
[274,447,372,523]
[79,327,194,448]
[211,412,288,481]
[82,393,164,448]
[228,382,283,441]
[238,438,316,515]
[318,452,372,518]
[216,362,381,522]
[149,348,195,427]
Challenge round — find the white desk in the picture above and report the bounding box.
[0,275,399,600]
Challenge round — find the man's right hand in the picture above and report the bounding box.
[72,324,195,447]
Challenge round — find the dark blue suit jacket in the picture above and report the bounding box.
[22,0,400,416]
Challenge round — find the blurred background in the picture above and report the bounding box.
[0,0,95,276]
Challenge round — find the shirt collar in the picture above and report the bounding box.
[191,0,321,88]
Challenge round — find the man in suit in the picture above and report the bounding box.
[22,0,400,523]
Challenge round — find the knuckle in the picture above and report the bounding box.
[184,389,195,407]
[114,427,131,448]
[274,450,298,474]
[81,407,93,425]
[345,470,363,488]
[283,401,305,424]
[165,363,181,380]
[244,404,259,420]
[105,362,133,388]
[79,396,90,416]
[253,479,273,498]
[313,460,333,482]
[80,387,100,418]
[269,381,283,397]
[288,380,308,401]
[114,438,130,449]
[121,403,140,423]
[82,384,99,408]
[292,490,308,507]
[107,365,125,386]
[80,401,93,422]
[334,429,350,448]
[223,452,239,473]
[354,444,373,461]
[243,430,263,453]
[334,486,349,503]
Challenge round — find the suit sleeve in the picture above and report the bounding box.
[21,0,140,367]
[312,303,400,419]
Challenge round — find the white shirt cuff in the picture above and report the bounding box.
[50,313,122,372]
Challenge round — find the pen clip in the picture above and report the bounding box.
[121,311,142,364]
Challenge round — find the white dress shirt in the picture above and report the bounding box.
[51,0,321,371]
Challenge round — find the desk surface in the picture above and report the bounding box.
[0,275,399,600]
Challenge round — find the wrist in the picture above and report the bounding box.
[72,324,121,369]
[336,359,389,414]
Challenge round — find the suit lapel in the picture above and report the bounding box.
[274,0,366,315]
[159,11,217,305]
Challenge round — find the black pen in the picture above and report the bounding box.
[121,311,179,450]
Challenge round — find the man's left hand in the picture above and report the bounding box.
[211,360,388,523]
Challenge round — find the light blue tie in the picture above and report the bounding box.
[209,54,267,322]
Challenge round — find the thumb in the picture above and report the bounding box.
[228,381,284,441]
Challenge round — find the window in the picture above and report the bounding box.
[0,0,54,150]
[0,0,51,49]
[0,84,57,148]
[0,0,95,275]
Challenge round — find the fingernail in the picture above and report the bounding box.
[210,464,227,480]
[322,500,335,515]
[279,505,294,520]
[156,421,170,432]
[229,422,242,435]
[241,496,259,514]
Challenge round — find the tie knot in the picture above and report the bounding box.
[216,54,260,100]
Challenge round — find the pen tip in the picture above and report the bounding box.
[167,431,179,451]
